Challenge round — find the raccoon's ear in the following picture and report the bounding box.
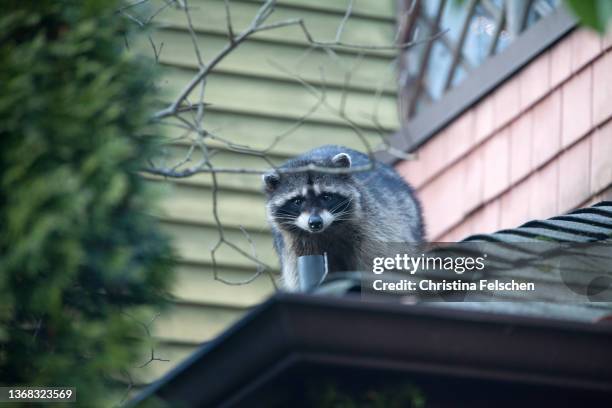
[262,171,281,192]
[331,152,351,168]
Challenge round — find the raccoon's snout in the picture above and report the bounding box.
[308,214,323,232]
[294,211,331,233]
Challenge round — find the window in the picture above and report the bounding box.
[399,0,561,119]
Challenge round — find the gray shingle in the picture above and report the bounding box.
[463,201,612,243]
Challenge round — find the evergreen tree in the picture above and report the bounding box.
[0,1,175,405]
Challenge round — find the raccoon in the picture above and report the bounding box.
[263,145,424,291]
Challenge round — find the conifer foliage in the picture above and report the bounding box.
[0,1,175,405]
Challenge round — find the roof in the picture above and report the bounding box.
[317,201,612,321]
[130,202,612,407]
[130,294,612,407]
[462,201,612,243]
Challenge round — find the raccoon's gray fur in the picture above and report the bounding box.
[262,145,424,291]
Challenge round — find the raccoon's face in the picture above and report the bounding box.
[271,189,353,233]
[263,152,358,234]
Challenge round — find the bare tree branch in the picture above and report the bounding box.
[182,0,205,68]
[116,3,436,398]
[122,311,170,369]
[223,0,235,42]
[335,0,354,43]
[152,0,278,120]
[121,0,435,292]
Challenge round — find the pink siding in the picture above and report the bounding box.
[396,29,612,241]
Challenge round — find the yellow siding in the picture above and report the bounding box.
[136,0,398,385]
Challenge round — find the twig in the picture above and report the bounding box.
[148,35,163,63]
[153,0,278,120]
[205,161,274,286]
[335,0,354,43]
[122,312,170,369]
[223,0,235,42]
[182,0,205,68]
[143,161,377,178]
[119,369,134,405]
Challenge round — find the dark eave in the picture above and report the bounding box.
[130,293,612,407]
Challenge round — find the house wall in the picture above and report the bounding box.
[133,0,398,386]
[396,28,612,242]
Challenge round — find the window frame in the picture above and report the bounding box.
[376,5,576,164]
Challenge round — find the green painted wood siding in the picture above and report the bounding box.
[135,0,398,385]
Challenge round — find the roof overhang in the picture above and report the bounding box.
[131,293,612,407]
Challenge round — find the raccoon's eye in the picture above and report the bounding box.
[292,197,304,206]
[321,193,332,201]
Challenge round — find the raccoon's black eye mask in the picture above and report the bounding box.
[273,192,350,220]
[320,193,350,214]
[274,196,304,219]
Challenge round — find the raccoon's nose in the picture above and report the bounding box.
[308,215,323,231]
